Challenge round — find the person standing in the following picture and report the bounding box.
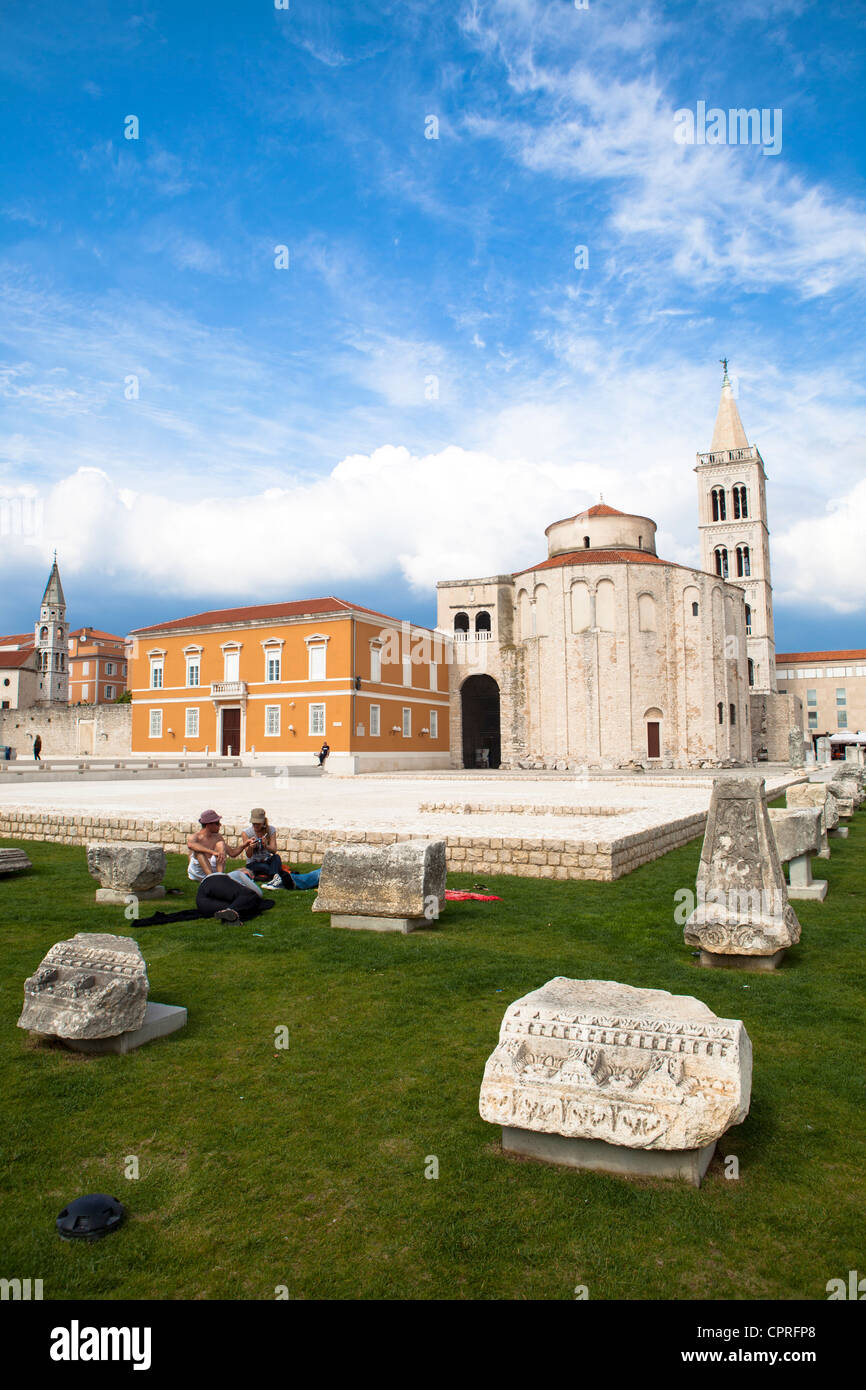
[33,735,42,762]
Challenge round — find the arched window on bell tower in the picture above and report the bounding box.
[736,545,751,578]
[711,487,726,521]
[732,484,748,519]
[745,603,752,635]
[714,547,729,578]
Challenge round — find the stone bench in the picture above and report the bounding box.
[312,839,446,933]
[768,807,826,901]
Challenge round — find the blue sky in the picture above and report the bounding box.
[1,0,865,652]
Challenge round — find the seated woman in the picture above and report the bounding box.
[241,808,320,890]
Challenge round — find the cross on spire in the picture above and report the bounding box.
[720,357,729,383]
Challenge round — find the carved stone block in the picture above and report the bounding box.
[86,842,166,904]
[18,933,149,1040]
[0,848,32,875]
[479,978,752,1158]
[312,840,446,922]
[683,777,801,961]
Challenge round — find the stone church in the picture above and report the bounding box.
[437,368,800,770]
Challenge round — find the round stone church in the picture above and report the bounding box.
[437,500,752,770]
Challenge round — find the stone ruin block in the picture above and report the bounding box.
[479,978,752,1188]
[825,779,856,817]
[788,729,806,768]
[767,807,826,901]
[786,782,836,857]
[86,841,166,904]
[0,847,32,875]
[18,933,149,1040]
[831,770,864,809]
[312,839,446,932]
[683,777,801,970]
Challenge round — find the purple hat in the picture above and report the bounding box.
[199,809,221,824]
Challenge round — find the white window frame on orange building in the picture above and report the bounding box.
[150,709,163,738]
[184,645,203,688]
[185,707,199,738]
[309,703,325,737]
[305,634,329,682]
[369,704,380,736]
[265,704,281,737]
[148,650,166,690]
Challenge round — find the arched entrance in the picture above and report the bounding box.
[461,675,501,769]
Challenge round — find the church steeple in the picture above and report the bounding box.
[695,363,777,697]
[710,361,750,452]
[35,553,68,704]
[41,552,66,609]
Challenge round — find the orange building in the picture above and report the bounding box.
[128,597,451,773]
[67,628,128,705]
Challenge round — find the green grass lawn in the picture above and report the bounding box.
[1,826,864,1301]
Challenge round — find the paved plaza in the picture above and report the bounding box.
[0,766,798,850]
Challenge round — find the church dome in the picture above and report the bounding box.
[544,503,658,559]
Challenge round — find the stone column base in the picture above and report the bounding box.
[829,827,849,839]
[329,913,431,933]
[95,886,166,904]
[501,1126,717,1189]
[787,854,828,900]
[33,1002,187,1055]
[699,948,786,971]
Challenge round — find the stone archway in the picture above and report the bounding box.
[461,674,501,769]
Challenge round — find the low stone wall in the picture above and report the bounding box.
[420,801,630,817]
[0,807,708,882]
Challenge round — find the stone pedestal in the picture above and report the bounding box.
[43,1002,187,1054]
[329,913,428,934]
[787,854,828,900]
[699,948,786,972]
[501,1126,717,1188]
[95,885,166,905]
[829,827,849,839]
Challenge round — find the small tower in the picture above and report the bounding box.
[696,364,777,694]
[34,554,69,703]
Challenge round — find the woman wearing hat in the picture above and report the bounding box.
[241,809,320,890]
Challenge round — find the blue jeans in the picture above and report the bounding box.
[290,869,320,890]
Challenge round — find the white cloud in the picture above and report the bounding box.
[773,479,866,614]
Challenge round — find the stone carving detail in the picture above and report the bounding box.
[86,842,166,904]
[312,839,446,920]
[479,978,752,1151]
[683,777,801,956]
[18,933,149,1040]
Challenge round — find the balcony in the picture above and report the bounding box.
[210,681,248,698]
[697,447,759,466]
[453,630,492,642]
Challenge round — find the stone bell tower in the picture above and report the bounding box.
[34,554,69,703]
[696,363,777,694]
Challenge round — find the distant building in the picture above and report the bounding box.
[0,645,39,710]
[437,367,801,769]
[777,650,866,749]
[67,629,128,704]
[127,597,451,774]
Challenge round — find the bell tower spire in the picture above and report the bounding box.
[696,365,777,694]
[35,554,69,703]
